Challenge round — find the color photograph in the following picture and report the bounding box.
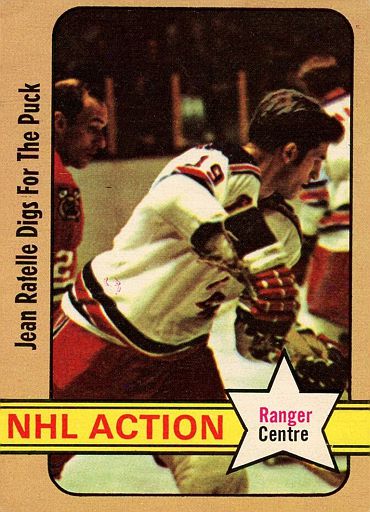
[0,1,369,511]
[51,6,351,495]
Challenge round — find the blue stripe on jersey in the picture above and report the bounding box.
[318,224,350,233]
[301,179,328,190]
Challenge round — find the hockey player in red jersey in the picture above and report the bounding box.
[50,89,343,492]
[53,79,108,317]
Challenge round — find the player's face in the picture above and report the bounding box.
[61,94,108,169]
[276,143,329,199]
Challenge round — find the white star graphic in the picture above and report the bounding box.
[227,351,340,473]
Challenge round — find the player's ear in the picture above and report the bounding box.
[282,142,299,164]
[54,111,67,134]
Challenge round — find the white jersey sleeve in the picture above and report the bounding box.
[316,92,350,251]
[224,165,261,213]
[324,93,350,217]
[264,209,301,268]
[295,92,350,237]
[145,174,227,241]
[259,195,302,268]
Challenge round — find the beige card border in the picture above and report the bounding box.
[0,0,369,510]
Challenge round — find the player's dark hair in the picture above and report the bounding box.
[249,89,344,163]
[54,79,105,123]
[301,65,347,99]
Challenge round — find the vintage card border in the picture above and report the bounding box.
[0,0,369,510]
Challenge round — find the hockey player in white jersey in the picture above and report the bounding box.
[305,90,350,329]
[50,89,343,492]
[291,56,350,331]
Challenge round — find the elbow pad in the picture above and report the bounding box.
[191,207,287,275]
[224,207,277,257]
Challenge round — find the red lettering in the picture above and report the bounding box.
[201,415,223,440]
[259,407,268,422]
[8,414,30,438]
[116,414,138,439]
[62,414,78,439]
[139,414,160,439]
[35,414,57,438]
[162,414,169,439]
[89,414,113,439]
[174,415,197,440]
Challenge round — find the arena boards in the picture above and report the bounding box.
[0,1,369,510]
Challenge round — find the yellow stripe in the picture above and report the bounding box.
[0,401,368,453]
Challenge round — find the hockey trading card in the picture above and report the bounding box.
[0,0,369,511]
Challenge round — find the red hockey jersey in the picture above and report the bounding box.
[53,151,84,312]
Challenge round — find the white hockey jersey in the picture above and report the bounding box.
[297,90,350,251]
[324,90,350,189]
[319,91,350,252]
[62,144,301,355]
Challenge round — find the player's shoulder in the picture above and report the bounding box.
[209,143,261,181]
[54,151,66,173]
[206,143,257,165]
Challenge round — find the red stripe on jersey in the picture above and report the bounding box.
[229,163,261,174]
[176,166,213,186]
[229,164,261,181]
[300,189,329,203]
[334,113,345,123]
[319,211,350,227]
[74,272,94,303]
[323,87,347,103]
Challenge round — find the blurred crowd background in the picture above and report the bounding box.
[53,8,352,159]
